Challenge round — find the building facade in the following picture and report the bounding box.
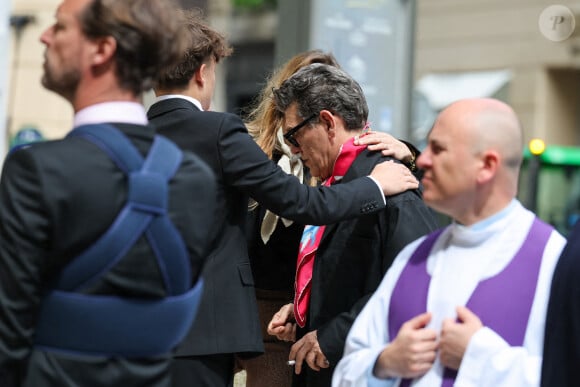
[3,0,580,159]
[415,0,580,146]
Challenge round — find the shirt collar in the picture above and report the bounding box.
[155,94,203,111]
[466,199,518,231]
[74,102,148,128]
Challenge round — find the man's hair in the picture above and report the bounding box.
[246,50,340,159]
[156,10,233,90]
[78,0,188,95]
[273,63,368,131]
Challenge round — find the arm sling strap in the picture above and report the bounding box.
[33,124,203,357]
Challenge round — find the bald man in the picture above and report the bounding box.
[332,98,567,387]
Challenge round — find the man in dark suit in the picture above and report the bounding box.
[0,0,216,386]
[541,219,580,386]
[147,13,421,387]
[266,63,438,387]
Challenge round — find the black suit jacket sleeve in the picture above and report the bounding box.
[0,149,46,386]
[216,113,384,225]
[541,220,580,386]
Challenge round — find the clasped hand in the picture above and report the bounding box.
[267,303,330,374]
[374,306,483,380]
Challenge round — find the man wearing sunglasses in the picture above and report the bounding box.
[283,113,318,148]
[266,63,438,387]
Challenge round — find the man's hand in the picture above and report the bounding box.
[289,330,329,374]
[370,160,419,196]
[267,303,296,342]
[355,131,413,163]
[439,306,483,370]
[373,312,438,380]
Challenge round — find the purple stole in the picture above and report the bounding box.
[388,218,553,387]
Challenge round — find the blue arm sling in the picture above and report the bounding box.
[33,124,203,357]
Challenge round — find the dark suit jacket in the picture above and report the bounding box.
[296,150,438,387]
[541,219,580,387]
[147,98,387,357]
[0,123,216,387]
[245,151,309,294]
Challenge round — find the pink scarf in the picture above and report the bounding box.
[293,137,367,327]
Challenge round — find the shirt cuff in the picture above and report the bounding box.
[368,366,397,387]
[367,176,387,205]
[368,349,397,387]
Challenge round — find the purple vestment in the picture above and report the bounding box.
[388,219,552,387]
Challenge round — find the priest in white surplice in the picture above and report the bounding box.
[332,98,566,387]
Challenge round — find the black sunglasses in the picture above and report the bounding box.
[283,113,318,147]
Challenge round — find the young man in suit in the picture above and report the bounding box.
[0,0,216,386]
[147,13,420,387]
[265,64,438,387]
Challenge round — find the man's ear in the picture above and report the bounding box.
[320,109,339,140]
[477,150,499,184]
[92,36,116,66]
[319,110,336,130]
[194,63,207,87]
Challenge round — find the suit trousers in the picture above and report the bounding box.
[171,354,234,387]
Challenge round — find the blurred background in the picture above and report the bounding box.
[2,0,580,235]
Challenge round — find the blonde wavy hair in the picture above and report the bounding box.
[245,50,340,160]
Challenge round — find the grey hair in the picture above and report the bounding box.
[273,63,368,131]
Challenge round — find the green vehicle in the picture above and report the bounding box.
[518,140,580,236]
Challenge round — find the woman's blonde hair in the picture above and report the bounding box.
[245,50,339,159]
